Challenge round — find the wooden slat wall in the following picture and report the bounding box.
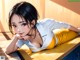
[45,0,80,27]
[0,0,6,32]
[0,0,80,32]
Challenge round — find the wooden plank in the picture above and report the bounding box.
[0,36,80,60]
[0,40,21,60]
[30,36,80,60]
[0,32,12,40]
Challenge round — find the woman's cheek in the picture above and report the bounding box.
[24,26,30,33]
[12,28,16,34]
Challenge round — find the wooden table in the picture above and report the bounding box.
[16,36,80,60]
[0,40,21,60]
[0,36,80,60]
[30,36,80,60]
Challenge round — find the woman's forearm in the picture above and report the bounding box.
[5,35,18,54]
[69,25,80,33]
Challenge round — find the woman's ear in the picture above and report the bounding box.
[31,20,36,27]
[31,20,35,27]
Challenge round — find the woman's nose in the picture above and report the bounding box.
[17,28,22,33]
[17,29,23,35]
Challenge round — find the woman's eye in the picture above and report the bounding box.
[22,23,27,26]
[12,25,17,27]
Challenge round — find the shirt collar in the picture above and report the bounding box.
[36,23,47,37]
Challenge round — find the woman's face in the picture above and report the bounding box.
[11,14,32,40]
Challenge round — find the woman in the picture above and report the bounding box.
[5,1,80,54]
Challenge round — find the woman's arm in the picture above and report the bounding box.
[68,25,80,33]
[5,34,20,54]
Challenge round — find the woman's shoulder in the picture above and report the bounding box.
[37,18,55,23]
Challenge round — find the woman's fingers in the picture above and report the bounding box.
[15,34,23,40]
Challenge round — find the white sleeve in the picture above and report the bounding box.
[16,40,24,48]
[43,18,71,30]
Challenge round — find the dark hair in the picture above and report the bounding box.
[9,1,39,33]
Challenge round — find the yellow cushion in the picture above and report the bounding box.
[53,29,78,45]
[46,36,56,49]
[46,29,78,49]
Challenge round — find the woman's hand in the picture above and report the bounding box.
[20,34,31,40]
[77,27,80,35]
[78,28,80,32]
[69,26,80,33]
[15,34,29,40]
[13,34,23,41]
[15,34,21,39]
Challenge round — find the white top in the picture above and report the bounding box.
[16,18,70,52]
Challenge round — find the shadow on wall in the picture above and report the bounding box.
[0,21,10,40]
[51,0,80,15]
[0,21,5,32]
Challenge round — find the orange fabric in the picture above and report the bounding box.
[47,29,78,49]
[46,36,56,49]
[53,29,78,45]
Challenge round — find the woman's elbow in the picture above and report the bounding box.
[5,49,11,55]
[5,47,18,55]
[5,48,14,55]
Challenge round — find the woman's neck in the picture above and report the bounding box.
[29,28,43,48]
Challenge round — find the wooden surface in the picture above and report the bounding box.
[30,36,80,60]
[0,40,21,60]
[0,36,80,60]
